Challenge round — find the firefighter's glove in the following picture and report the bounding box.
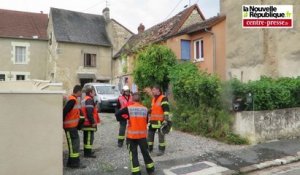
[160,120,172,135]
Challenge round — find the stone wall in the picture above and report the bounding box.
[233,108,300,144]
[55,42,112,92]
[180,9,204,31]
[220,0,300,82]
[111,20,133,56]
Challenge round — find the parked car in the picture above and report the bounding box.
[83,83,120,112]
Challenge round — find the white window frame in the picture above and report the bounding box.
[0,71,30,81]
[11,42,30,64]
[12,72,30,81]
[194,39,204,61]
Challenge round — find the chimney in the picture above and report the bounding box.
[138,23,145,34]
[102,7,110,22]
[40,11,43,14]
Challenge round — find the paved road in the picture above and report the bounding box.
[63,113,300,175]
[63,112,246,175]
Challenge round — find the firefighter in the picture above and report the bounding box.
[63,85,85,168]
[115,92,155,175]
[116,85,133,147]
[81,86,100,158]
[148,85,170,156]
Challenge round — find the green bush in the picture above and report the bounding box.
[225,132,249,145]
[133,44,177,91]
[228,76,300,111]
[169,62,247,144]
[140,92,152,109]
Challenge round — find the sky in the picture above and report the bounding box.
[0,0,219,33]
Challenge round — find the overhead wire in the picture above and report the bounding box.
[164,0,185,20]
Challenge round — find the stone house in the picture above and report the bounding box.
[113,4,227,90]
[0,9,48,81]
[48,7,133,91]
[220,0,300,82]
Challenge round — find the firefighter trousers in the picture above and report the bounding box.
[118,120,127,144]
[147,125,165,152]
[64,128,80,166]
[83,129,95,156]
[127,138,155,175]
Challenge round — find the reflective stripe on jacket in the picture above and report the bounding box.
[81,96,100,126]
[63,95,80,129]
[127,103,148,139]
[150,95,165,122]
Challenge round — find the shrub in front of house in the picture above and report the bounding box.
[228,76,300,111]
[133,44,177,92]
[169,62,248,145]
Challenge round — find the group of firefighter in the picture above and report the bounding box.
[63,84,171,175]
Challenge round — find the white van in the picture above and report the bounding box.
[83,83,120,112]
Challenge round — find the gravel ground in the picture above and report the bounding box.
[63,112,248,175]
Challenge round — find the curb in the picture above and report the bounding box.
[222,151,300,174]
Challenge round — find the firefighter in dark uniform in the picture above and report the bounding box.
[63,85,85,168]
[81,86,100,158]
[115,92,155,175]
[148,85,170,156]
[116,85,133,147]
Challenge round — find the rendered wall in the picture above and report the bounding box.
[0,81,64,175]
[233,108,300,144]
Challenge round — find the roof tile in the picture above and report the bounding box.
[0,9,48,40]
[114,4,205,58]
[50,8,111,46]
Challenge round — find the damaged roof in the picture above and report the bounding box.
[176,15,226,36]
[114,4,205,58]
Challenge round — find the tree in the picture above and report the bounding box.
[133,44,177,91]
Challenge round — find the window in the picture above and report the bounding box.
[95,86,117,94]
[181,40,191,60]
[84,53,96,67]
[11,42,30,64]
[0,74,5,81]
[15,46,26,64]
[16,75,25,80]
[194,39,204,61]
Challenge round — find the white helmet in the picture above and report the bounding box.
[122,85,130,91]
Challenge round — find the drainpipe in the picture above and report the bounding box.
[204,28,216,74]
